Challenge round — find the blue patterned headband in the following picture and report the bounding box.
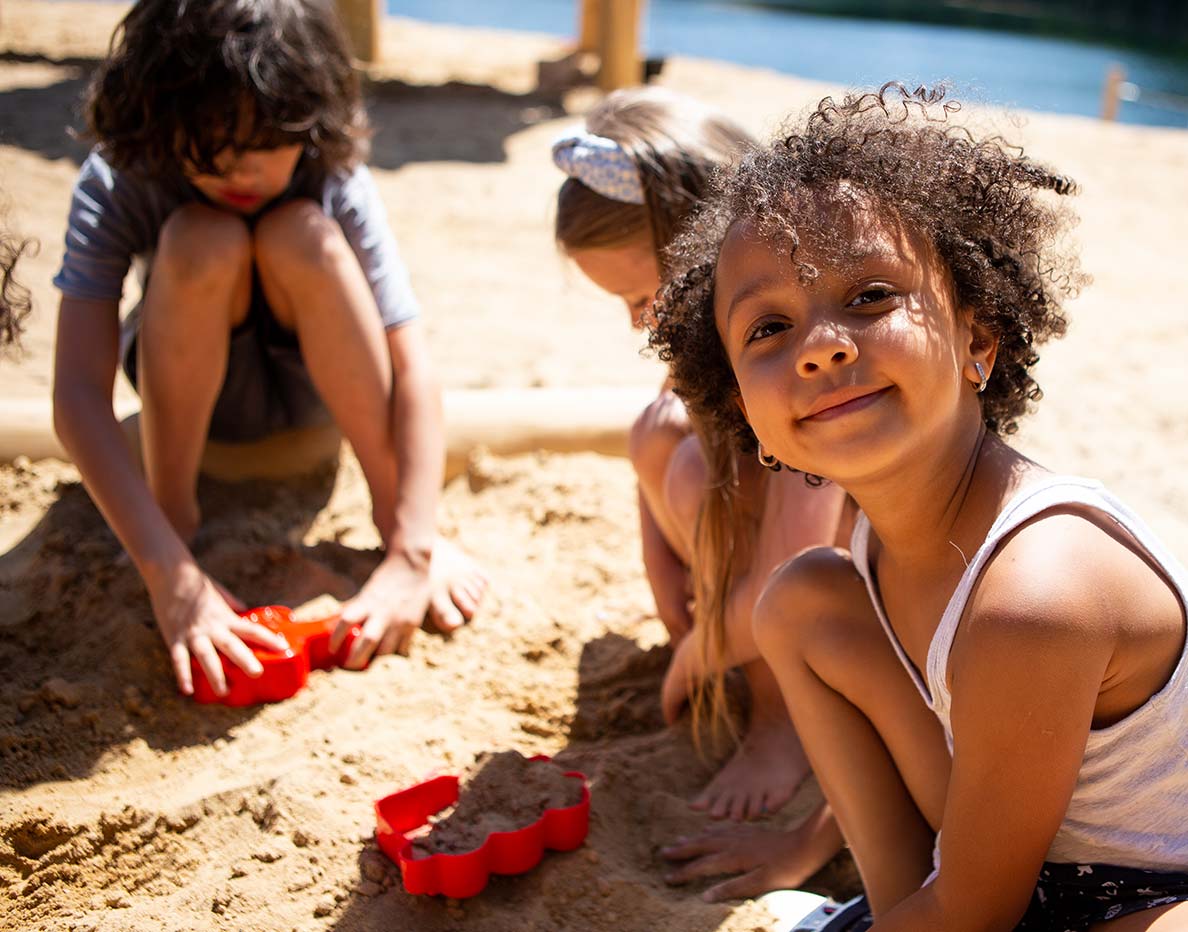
[551,129,646,205]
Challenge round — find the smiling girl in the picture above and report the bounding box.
[650,83,1188,929]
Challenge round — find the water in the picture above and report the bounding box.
[391,0,1188,128]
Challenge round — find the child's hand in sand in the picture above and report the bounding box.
[661,804,842,902]
[149,562,289,697]
[661,636,696,724]
[332,549,432,668]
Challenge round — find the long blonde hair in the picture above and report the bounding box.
[555,87,756,746]
[554,86,753,274]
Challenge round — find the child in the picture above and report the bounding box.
[52,0,485,699]
[650,82,1188,927]
[553,86,848,898]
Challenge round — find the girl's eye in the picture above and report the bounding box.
[850,287,897,307]
[744,319,789,344]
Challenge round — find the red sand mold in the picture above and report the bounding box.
[374,756,591,898]
[190,605,364,706]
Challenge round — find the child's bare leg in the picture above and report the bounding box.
[630,395,696,640]
[138,205,252,542]
[692,658,809,821]
[753,547,950,915]
[1093,903,1188,931]
[254,200,484,627]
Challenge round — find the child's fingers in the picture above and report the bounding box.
[330,601,365,652]
[661,832,730,861]
[213,631,263,679]
[662,845,740,885]
[229,617,288,653]
[190,636,227,697]
[345,617,384,670]
[702,868,767,903]
[376,623,404,658]
[171,642,194,696]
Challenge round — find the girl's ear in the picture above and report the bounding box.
[963,310,999,386]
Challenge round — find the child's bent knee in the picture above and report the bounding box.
[752,547,865,657]
[157,205,250,277]
[254,199,346,270]
[629,407,685,483]
[661,433,706,530]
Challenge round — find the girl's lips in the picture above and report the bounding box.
[218,189,263,208]
[802,386,891,422]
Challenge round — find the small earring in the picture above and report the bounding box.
[757,444,782,471]
[974,362,989,394]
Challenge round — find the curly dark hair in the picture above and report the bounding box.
[85,0,369,177]
[649,82,1087,455]
[0,232,34,353]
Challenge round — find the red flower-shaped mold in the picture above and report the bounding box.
[374,756,590,898]
[190,605,365,706]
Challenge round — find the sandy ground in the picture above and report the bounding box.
[2,2,1188,930]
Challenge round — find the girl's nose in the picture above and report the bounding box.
[796,320,858,376]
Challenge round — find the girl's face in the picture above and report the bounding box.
[570,239,661,330]
[184,144,304,215]
[714,205,989,486]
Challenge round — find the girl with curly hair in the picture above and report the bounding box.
[53,0,486,700]
[553,86,849,900]
[650,83,1188,928]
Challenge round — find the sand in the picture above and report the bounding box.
[2,3,1188,931]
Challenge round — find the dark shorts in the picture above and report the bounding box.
[1015,862,1188,932]
[121,276,332,444]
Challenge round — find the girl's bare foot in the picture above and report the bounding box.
[691,714,810,821]
[426,538,488,633]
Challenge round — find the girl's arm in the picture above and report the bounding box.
[52,298,284,694]
[872,513,1161,931]
[639,490,693,641]
[335,320,442,666]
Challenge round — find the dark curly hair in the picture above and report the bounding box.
[649,82,1087,455]
[85,0,369,177]
[0,232,34,353]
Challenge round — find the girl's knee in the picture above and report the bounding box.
[752,546,869,660]
[661,433,706,536]
[156,204,250,280]
[628,393,691,486]
[254,198,347,272]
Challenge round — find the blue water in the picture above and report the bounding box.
[391,0,1188,128]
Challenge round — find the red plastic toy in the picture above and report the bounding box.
[374,756,591,898]
[189,605,365,706]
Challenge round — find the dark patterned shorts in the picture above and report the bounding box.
[1015,862,1188,931]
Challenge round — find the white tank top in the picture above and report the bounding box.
[851,475,1188,870]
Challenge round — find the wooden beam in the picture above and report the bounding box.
[597,0,643,91]
[578,0,600,53]
[337,0,381,63]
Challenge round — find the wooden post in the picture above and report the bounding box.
[598,0,643,91]
[1101,63,1125,121]
[578,0,600,53]
[336,0,381,63]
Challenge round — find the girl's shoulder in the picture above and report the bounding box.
[963,475,1184,666]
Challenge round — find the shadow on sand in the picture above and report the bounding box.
[0,458,383,789]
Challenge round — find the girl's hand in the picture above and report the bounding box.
[662,637,696,724]
[149,563,288,697]
[332,549,432,669]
